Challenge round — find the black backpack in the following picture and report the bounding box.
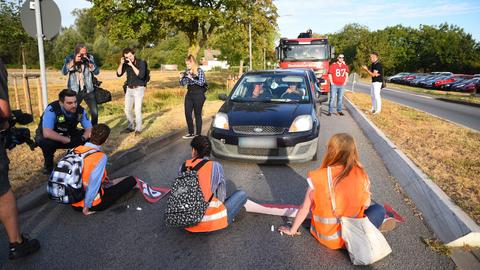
[164,159,213,228]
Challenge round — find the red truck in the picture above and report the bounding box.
[275,33,335,96]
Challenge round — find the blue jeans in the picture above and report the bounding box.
[364,203,386,228]
[224,190,248,225]
[329,85,345,113]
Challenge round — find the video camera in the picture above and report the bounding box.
[3,110,36,151]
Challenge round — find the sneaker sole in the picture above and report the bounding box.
[380,218,397,232]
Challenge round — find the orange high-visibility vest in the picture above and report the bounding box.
[308,166,370,249]
[71,145,107,208]
[184,158,228,233]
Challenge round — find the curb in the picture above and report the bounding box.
[16,118,212,214]
[344,97,480,247]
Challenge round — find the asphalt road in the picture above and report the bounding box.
[0,104,454,269]
[348,81,480,131]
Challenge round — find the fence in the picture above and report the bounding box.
[9,72,44,118]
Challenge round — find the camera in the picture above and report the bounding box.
[123,57,130,65]
[3,110,36,151]
[74,56,89,71]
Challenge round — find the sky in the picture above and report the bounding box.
[54,0,480,41]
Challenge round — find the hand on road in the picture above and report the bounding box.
[278,226,301,236]
[83,207,96,216]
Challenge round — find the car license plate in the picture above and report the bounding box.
[238,137,277,149]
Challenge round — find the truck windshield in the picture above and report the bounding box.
[282,44,328,61]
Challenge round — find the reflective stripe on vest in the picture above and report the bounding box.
[310,223,341,241]
[313,215,340,225]
[201,209,228,222]
[209,200,223,208]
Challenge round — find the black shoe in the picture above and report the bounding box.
[182,134,195,139]
[338,112,344,116]
[122,127,135,133]
[9,234,40,260]
[326,112,332,116]
[134,131,142,136]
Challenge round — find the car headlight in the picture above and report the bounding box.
[289,115,313,132]
[213,112,229,130]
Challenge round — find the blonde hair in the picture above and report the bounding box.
[186,54,198,75]
[320,133,366,185]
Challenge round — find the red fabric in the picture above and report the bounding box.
[328,62,349,85]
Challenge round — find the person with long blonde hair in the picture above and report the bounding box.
[279,133,393,249]
[179,54,208,139]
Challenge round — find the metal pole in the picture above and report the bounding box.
[351,73,356,93]
[34,0,48,109]
[249,22,252,71]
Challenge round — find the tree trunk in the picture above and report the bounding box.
[188,43,200,59]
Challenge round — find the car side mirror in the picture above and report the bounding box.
[218,93,228,101]
[318,95,328,103]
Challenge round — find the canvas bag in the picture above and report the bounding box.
[164,159,213,228]
[327,166,392,265]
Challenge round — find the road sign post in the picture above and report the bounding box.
[34,0,48,109]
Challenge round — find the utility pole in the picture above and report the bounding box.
[249,21,252,71]
[34,0,48,109]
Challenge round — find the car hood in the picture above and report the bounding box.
[220,101,312,127]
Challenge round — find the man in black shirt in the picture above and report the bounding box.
[362,52,383,114]
[116,48,148,135]
[0,58,40,260]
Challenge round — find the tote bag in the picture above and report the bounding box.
[327,167,392,265]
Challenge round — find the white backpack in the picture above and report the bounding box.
[47,148,99,204]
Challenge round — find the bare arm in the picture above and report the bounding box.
[42,128,70,144]
[279,187,313,235]
[82,127,92,140]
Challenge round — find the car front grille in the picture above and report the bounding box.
[232,125,286,135]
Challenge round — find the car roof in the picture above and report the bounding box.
[244,69,309,76]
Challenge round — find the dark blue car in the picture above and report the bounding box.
[209,69,326,163]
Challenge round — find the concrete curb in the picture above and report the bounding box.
[16,118,212,214]
[344,97,480,247]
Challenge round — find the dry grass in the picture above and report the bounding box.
[6,70,230,196]
[357,77,480,105]
[345,91,480,225]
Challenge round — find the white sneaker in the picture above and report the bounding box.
[182,134,195,139]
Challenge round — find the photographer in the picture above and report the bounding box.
[62,44,99,125]
[116,48,147,135]
[179,55,207,139]
[0,58,40,260]
[35,89,92,175]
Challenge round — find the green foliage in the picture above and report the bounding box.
[328,23,480,75]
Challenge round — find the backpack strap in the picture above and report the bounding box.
[192,159,209,172]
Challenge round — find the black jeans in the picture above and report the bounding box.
[0,133,11,195]
[184,92,206,135]
[35,130,84,172]
[72,176,136,211]
[77,91,98,125]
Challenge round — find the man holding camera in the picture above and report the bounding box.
[0,58,40,260]
[116,48,148,135]
[62,44,99,125]
[35,89,92,175]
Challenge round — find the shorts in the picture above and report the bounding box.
[0,134,11,196]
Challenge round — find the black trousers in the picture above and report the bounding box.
[35,130,84,172]
[77,91,98,125]
[73,176,136,211]
[184,92,206,135]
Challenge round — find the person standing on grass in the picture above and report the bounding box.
[179,55,208,139]
[62,44,100,125]
[327,54,349,116]
[117,48,148,135]
[0,58,40,260]
[362,52,383,114]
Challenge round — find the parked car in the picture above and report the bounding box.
[439,77,471,90]
[209,69,325,163]
[387,72,411,82]
[420,75,449,88]
[434,75,473,89]
[451,77,480,93]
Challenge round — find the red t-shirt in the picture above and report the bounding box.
[328,62,349,86]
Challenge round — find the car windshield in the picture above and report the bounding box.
[282,44,328,61]
[230,74,310,103]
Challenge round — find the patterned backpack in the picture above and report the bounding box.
[164,159,213,228]
[47,148,98,204]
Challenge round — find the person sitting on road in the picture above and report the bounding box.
[181,135,248,233]
[70,124,138,215]
[278,133,395,249]
[250,83,272,99]
[281,82,303,100]
[35,89,92,175]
